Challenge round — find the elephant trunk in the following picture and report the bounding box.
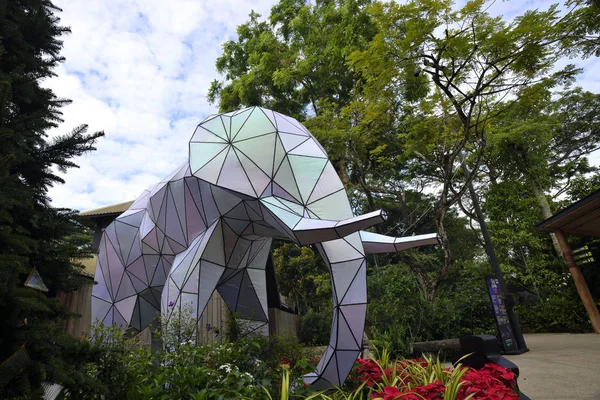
[292,210,386,245]
[305,233,367,388]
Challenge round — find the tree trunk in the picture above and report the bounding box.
[409,204,452,304]
[554,231,600,333]
[529,179,563,258]
[436,205,453,279]
[409,265,438,303]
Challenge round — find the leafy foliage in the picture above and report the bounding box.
[0,0,104,396]
[66,319,314,400]
[211,0,600,341]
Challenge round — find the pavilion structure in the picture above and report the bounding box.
[537,189,600,333]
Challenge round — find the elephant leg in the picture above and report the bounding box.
[92,209,174,332]
[161,220,228,336]
[216,236,272,336]
[307,232,367,388]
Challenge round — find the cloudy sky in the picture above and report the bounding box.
[46,0,600,212]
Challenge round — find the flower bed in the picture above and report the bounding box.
[76,323,520,400]
[349,351,519,400]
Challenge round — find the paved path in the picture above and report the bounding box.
[505,333,600,400]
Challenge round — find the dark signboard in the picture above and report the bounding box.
[485,276,518,353]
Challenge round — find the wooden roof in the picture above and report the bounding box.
[79,200,134,217]
[536,189,600,237]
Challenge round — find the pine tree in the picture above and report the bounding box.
[0,0,104,396]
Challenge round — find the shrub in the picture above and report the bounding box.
[301,309,331,345]
[516,290,595,333]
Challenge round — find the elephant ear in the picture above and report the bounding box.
[190,107,276,198]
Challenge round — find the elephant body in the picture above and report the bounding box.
[91,107,437,387]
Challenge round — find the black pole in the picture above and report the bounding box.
[460,157,528,354]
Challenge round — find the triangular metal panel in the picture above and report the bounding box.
[247,268,268,318]
[115,273,137,302]
[190,126,228,143]
[331,259,364,304]
[92,261,112,301]
[307,162,345,203]
[193,145,229,184]
[274,112,306,135]
[236,272,267,321]
[288,155,327,203]
[92,298,112,324]
[139,297,158,329]
[234,149,272,196]
[336,313,360,349]
[230,108,252,139]
[200,115,228,141]
[273,134,286,175]
[321,238,363,264]
[340,264,366,305]
[233,132,275,177]
[343,232,365,256]
[211,185,242,215]
[184,184,207,242]
[273,157,302,203]
[217,270,244,312]
[289,138,327,158]
[202,221,226,266]
[307,189,353,220]
[224,202,249,220]
[279,132,308,152]
[165,190,187,247]
[272,182,299,203]
[336,350,361,385]
[233,108,276,141]
[130,300,141,331]
[117,209,145,228]
[217,148,256,197]
[340,304,366,345]
[127,256,148,284]
[115,295,137,323]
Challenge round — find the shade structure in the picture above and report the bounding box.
[536,189,600,333]
[537,189,600,237]
[91,106,439,387]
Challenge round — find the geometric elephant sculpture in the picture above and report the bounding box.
[91,106,438,387]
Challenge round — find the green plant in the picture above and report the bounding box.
[64,322,144,399]
[159,303,199,350]
[515,290,594,333]
[301,309,331,345]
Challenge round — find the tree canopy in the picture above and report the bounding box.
[210,0,600,346]
[0,0,104,396]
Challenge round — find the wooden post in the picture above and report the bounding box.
[554,230,600,333]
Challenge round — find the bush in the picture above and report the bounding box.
[300,309,331,345]
[516,290,595,333]
[68,311,313,400]
[367,262,496,358]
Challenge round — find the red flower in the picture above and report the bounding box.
[371,386,402,400]
[458,364,519,400]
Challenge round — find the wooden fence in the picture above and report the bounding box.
[57,283,300,344]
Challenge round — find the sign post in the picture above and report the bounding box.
[485,276,518,353]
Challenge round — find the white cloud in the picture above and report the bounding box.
[47,0,277,211]
[46,0,600,211]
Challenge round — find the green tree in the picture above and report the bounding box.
[0,0,104,396]
[208,0,394,213]
[208,0,377,120]
[560,0,600,58]
[486,85,600,256]
[272,243,330,314]
[349,0,576,300]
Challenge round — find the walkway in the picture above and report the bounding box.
[505,333,600,400]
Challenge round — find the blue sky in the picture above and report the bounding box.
[46,0,600,211]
